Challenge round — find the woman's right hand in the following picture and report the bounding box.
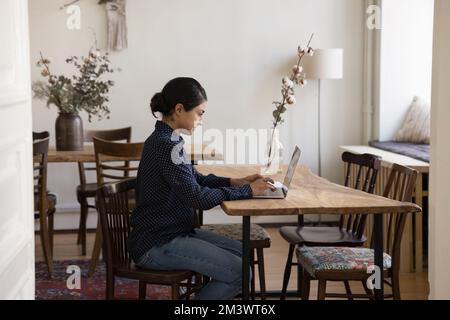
[249,179,276,196]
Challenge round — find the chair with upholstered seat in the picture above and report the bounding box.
[96,178,202,299]
[200,223,271,299]
[296,163,418,300]
[76,127,132,256]
[279,152,381,299]
[33,132,57,277]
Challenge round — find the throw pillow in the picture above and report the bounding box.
[394,96,430,144]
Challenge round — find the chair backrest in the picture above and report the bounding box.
[97,178,136,269]
[339,152,381,238]
[93,137,144,186]
[373,163,418,273]
[33,131,50,141]
[33,137,50,213]
[84,127,132,143]
[78,127,132,186]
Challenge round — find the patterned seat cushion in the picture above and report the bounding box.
[201,223,271,246]
[296,246,392,276]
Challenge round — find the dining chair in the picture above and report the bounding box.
[33,133,57,277]
[88,137,144,276]
[200,223,271,300]
[296,163,418,300]
[96,178,202,299]
[279,152,381,299]
[76,127,131,255]
[33,131,51,141]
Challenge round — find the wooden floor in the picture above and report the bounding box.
[36,227,430,300]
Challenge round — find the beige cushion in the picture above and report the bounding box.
[394,96,430,144]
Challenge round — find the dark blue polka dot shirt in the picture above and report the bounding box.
[128,120,253,262]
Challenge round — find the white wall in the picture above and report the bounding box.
[429,0,450,300]
[29,0,365,228]
[377,0,434,141]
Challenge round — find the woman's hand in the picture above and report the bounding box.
[249,178,276,196]
[230,174,275,187]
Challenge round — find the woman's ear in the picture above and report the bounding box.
[175,103,184,114]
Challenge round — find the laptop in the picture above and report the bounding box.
[253,146,301,199]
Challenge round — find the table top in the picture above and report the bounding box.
[196,164,422,216]
[46,144,223,163]
[340,145,429,172]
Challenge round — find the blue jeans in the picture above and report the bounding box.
[136,228,248,300]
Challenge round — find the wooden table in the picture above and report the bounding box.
[46,144,223,163]
[340,145,429,272]
[196,164,421,300]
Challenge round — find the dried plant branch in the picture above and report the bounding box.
[33,47,116,122]
[267,34,315,167]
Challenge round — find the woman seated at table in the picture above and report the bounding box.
[128,77,275,300]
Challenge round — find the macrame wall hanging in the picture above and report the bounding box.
[62,0,128,51]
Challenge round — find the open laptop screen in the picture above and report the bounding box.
[282,146,301,194]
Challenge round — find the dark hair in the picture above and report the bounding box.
[150,77,207,118]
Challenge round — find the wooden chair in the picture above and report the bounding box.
[200,223,271,300]
[296,163,418,300]
[33,133,56,277]
[88,137,144,276]
[96,178,202,299]
[279,152,381,299]
[76,127,132,255]
[33,131,51,141]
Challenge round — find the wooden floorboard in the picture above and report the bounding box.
[36,227,429,300]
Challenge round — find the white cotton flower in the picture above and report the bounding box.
[293,65,303,74]
[307,47,315,56]
[299,78,307,86]
[282,77,294,89]
[287,95,296,105]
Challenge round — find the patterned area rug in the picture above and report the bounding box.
[35,259,170,300]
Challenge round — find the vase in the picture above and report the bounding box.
[55,112,84,151]
[262,129,284,175]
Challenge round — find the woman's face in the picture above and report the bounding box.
[175,102,206,135]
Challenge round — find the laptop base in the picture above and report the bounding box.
[253,188,285,199]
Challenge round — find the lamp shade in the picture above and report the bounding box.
[303,48,344,80]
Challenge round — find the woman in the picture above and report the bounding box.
[128,77,275,300]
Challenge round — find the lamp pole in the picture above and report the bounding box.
[316,79,323,226]
[318,78,322,177]
[303,48,344,225]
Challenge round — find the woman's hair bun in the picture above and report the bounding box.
[150,92,168,117]
[150,78,207,118]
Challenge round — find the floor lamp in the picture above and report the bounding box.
[303,48,343,225]
[303,48,344,176]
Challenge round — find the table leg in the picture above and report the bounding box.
[242,216,251,300]
[373,213,384,300]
